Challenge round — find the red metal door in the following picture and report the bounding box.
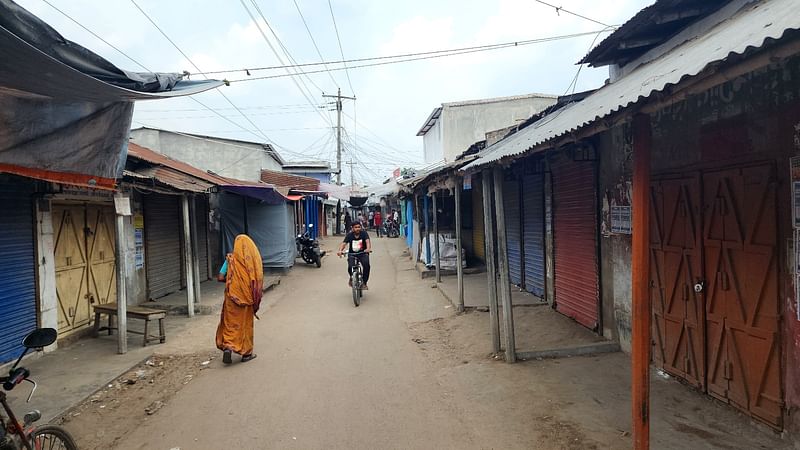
[650,175,705,389]
[703,165,782,428]
[552,159,599,329]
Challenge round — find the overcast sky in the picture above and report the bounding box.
[18,0,651,184]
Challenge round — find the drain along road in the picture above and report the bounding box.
[112,237,531,450]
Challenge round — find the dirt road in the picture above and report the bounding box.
[111,237,520,450]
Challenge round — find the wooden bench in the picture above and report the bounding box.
[92,303,167,346]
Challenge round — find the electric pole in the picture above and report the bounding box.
[346,160,356,187]
[323,88,356,185]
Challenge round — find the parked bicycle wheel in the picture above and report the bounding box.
[31,425,78,450]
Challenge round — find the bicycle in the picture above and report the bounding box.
[341,250,369,307]
[0,328,78,450]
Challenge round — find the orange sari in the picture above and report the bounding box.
[215,234,264,356]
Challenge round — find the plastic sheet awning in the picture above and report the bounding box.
[221,185,288,205]
[0,0,223,189]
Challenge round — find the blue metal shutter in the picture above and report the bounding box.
[522,173,545,297]
[0,183,37,364]
[503,176,523,286]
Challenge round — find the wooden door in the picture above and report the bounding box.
[53,205,90,335]
[703,165,782,428]
[87,206,116,307]
[650,175,705,389]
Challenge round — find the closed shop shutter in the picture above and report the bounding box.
[503,176,523,286]
[144,194,183,300]
[195,198,210,281]
[522,172,545,297]
[0,183,37,363]
[471,184,485,263]
[552,159,599,329]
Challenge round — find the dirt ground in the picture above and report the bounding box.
[50,237,793,449]
[56,353,216,449]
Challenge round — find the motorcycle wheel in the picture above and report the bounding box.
[301,251,315,265]
[31,425,79,450]
[315,254,321,268]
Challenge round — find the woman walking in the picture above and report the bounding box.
[216,234,263,364]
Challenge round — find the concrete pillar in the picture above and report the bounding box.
[182,195,196,318]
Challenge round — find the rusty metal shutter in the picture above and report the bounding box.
[522,172,545,297]
[144,194,182,300]
[0,182,36,364]
[503,175,523,286]
[552,159,599,329]
[471,183,485,262]
[194,198,210,281]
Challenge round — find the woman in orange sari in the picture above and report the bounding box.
[216,234,263,364]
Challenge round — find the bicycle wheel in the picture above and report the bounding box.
[30,425,78,450]
[351,273,360,307]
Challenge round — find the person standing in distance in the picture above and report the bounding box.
[337,222,372,289]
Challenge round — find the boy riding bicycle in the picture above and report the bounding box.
[337,222,372,289]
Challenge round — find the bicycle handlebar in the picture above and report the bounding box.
[3,367,30,391]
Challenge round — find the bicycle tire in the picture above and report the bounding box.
[352,273,360,307]
[30,424,79,450]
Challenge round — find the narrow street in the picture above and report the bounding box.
[112,237,521,450]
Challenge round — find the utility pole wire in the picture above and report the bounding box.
[42,0,151,72]
[327,0,355,95]
[532,0,617,29]
[129,0,285,151]
[225,30,613,83]
[292,0,340,90]
[243,0,334,128]
[197,30,607,76]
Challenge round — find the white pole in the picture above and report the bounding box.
[182,195,196,318]
[454,179,465,312]
[113,193,129,354]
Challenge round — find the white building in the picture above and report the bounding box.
[416,93,557,164]
[130,127,284,182]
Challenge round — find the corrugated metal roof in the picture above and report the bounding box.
[128,166,214,193]
[464,0,800,171]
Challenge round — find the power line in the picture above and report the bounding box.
[240,0,334,128]
[293,0,340,90]
[129,0,285,150]
[196,30,607,76]
[327,0,355,95]
[532,0,617,29]
[41,0,151,72]
[226,30,612,83]
[136,103,325,113]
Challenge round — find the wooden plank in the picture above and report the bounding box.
[482,170,501,353]
[493,166,516,363]
[454,179,465,312]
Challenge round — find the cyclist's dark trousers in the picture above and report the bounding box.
[348,253,371,283]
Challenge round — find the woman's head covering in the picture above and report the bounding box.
[225,234,264,313]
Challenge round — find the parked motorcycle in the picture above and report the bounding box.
[296,224,325,268]
[383,220,400,238]
[0,328,78,450]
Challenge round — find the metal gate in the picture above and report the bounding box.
[651,164,781,428]
[552,159,599,329]
[503,175,523,286]
[0,184,36,363]
[650,175,705,389]
[144,194,183,300]
[53,203,116,337]
[522,172,545,297]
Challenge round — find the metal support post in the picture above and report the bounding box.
[182,195,196,318]
[632,114,652,450]
[454,179,465,311]
[493,166,516,363]
[432,190,441,283]
[482,170,501,353]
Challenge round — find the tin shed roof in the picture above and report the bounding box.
[464,0,800,172]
